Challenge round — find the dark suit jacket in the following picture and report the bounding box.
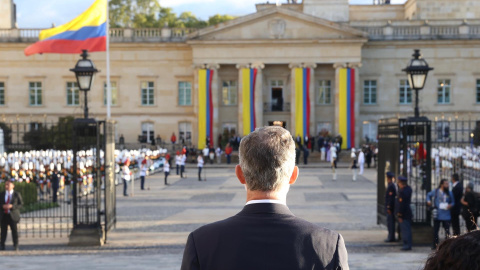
[181,203,349,270]
[0,191,23,223]
[451,181,463,215]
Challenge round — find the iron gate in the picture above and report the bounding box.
[72,119,116,241]
[0,118,116,239]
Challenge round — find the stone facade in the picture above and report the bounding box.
[0,0,479,148]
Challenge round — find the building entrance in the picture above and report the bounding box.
[271,88,283,111]
[268,121,287,129]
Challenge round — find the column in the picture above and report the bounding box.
[192,63,220,148]
[251,62,265,128]
[305,63,317,137]
[288,63,316,138]
[192,64,203,148]
[236,64,250,136]
[333,63,347,137]
[348,62,362,149]
[206,64,220,147]
[288,63,302,136]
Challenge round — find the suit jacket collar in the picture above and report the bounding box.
[237,203,294,216]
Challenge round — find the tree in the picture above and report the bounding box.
[208,14,236,26]
[109,0,235,29]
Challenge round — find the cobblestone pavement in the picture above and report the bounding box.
[1,165,431,269]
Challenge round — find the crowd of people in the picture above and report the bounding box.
[384,171,480,252]
[0,148,167,199]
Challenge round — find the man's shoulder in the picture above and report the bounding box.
[191,210,340,240]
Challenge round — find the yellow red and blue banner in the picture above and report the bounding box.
[24,0,107,56]
[242,68,257,136]
[198,69,214,149]
[294,68,311,143]
[338,68,356,149]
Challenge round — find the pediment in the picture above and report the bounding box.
[188,7,367,42]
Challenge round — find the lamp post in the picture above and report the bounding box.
[471,132,474,149]
[70,50,99,119]
[402,49,434,118]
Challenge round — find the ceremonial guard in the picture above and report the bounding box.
[395,176,412,251]
[384,172,397,242]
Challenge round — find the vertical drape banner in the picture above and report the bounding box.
[338,68,356,149]
[242,68,257,136]
[294,68,311,144]
[198,69,214,150]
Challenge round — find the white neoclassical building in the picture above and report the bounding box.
[0,0,480,148]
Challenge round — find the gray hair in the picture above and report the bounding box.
[239,126,295,191]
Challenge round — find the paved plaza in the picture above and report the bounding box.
[0,165,432,269]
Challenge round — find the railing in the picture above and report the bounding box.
[263,102,291,112]
[430,26,459,36]
[0,27,197,42]
[351,20,480,40]
[393,26,420,36]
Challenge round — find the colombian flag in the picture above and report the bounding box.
[294,68,311,144]
[242,68,257,136]
[24,0,107,56]
[198,69,214,150]
[338,68,356,149]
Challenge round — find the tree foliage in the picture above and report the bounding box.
[109,0,235,28]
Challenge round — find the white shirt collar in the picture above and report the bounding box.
[5,190,13,200]
[245,199,286,206]
[453,181,458,187]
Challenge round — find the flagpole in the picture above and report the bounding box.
[106,0,111,119]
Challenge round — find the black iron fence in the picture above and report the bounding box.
[378,118,480,227]
[0,118,117,240]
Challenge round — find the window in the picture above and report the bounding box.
[66,82,80,106]
[0,82,4,105]
[141,122,154,143]
[141,81,155,106]
[363,80,377,104]
[435,121,450,142]
[30,122,43,131]
[29,82,42,106]
[399,79,412,104]
[317,80,331,105]
[104,81,118,106]
[437,79,451,104]
[476,79,480,103]
[270,80,284,87]
[179,122,192,144]
[362,121,378,143]
[178,81,192,106]
[222,80,237,106]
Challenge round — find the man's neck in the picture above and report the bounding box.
[246,190,286,203]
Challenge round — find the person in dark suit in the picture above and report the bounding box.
[51,168,60,203]
[0,179,23,251]
[395,176,412,251]
[450,173,463,236]
[384,172,397,242]
[181,126,349,270]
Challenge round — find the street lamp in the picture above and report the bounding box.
[402,49,434,118]
[471,132,474,149]
[70,50,99,119]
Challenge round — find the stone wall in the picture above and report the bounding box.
[415,0,480,20]
[303,0,349,22]
[0,0,14,29]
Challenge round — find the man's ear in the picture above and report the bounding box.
[236,165,246,185]
[289,166,299,185]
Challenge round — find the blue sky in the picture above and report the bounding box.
[16,0,407,28]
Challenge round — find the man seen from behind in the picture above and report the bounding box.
[181,126,349,270]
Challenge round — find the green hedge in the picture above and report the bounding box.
[0,182,38,206]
